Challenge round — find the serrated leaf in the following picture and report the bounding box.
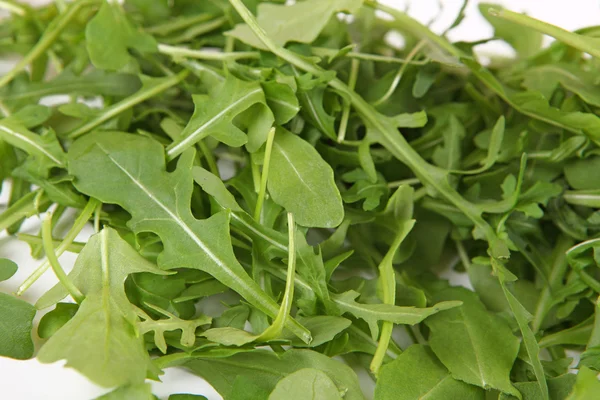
[67,131,308,341]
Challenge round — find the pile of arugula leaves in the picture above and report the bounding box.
[2,0,600,398]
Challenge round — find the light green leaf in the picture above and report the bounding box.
[37,228,166,387]
[566,367,600,400]
[0,121,65,170]
[86,2,157,70]
[332,290,461,340]
[192,166,242,212]
[167,75,273,158]
[268,128,344,228]
[0,258,17,281]
[269,368,343,400]
[0,293,35,360]
[262,80,300,125]
[68,132,309,342]
[95,383,154,400]
[479,4,543,57]
[375,345,485,400]
[227,0,363,50]
[138,304,211,353]
[425,287,521,397]
[175,349,365,400]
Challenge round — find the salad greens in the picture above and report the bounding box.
[1,0,600,399]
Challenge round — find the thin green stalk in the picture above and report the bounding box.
[163,17,228,44]
[198,140,220,177]
[42,210,84,303]
[373,39,427,106]
[312,47,430,65]
[17,198,100,295]
[257,212,297,341]
[254,127,276,221]
[93,202,102,232]
[145,13,214,35]
[0,0,97,89]
[227,0,504,257]
[0,0,26,15]
[17,234,85,253]
[67,71,188,139]
[387,178,421,188]
[0,190,50,233]
[158,44,259,61]
[490,7,600,59]
[370,222,415,375]
[337,59,359,142]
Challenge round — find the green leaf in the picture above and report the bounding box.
[332,290,461,340]
[174,349,365,400]
[268,128,344,228]
[268,368,343,400]
[0,70,142,101]
[0,121,65,170]
[169,395,208,400]
[86,2,157,70]
[565,157,600,190]
[425,287,521,397]
[479,4,543,57]
[565,367,600,400]
[262,80,300,125]
[167,75,273,158]
[499,374,576,400]
[37,302,78,339]
[227,0,363,50]
[95,383,155,400]
[464,59,600,146]
[68,132,309,342]
[138,304,211,353]
[0,293,35,360]
[281,315,351,347]
[375,345,485,400]
[0,258,17,281]
[37,228,166,387]
[192,166,243,212]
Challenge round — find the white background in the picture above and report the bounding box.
[1,0,599,399]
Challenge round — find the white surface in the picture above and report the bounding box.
[1,0,599,399]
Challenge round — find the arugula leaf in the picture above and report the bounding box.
[425,287,521,397]
[37,228,167,387]
[268,128,344,228]
[86,1,157,70]
[68,131,309,342]
[332,290,460,340]
[227,0,363,50]
[0,258,17,281]
[375,345,485,400]
[268,368,343,400]
[0,293,36,360]
[167,75,273,158]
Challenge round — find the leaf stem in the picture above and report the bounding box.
[337,59,359,143]
[370,222,415,375]
[158,44,259,61]
[0,0,25,16]
[373,39,427,106]
[17,197,100,296]
[254,127,276,221]
[42,209,84,303]
[257,212,297,342]
[67,71,188,139]
[0,0,97,89]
